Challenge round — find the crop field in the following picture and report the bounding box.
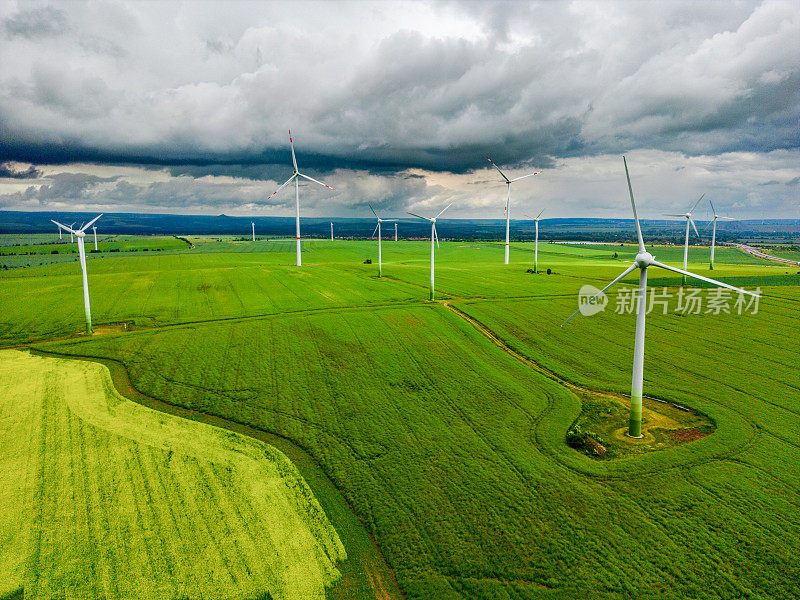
[3,236,799,599]
[0,349,346,600]
[0,235,191,270]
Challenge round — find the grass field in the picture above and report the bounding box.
[4,236,799,599]
[0,349,346,600]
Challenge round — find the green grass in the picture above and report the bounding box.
[0,349,345,600]
[5,235,800,599]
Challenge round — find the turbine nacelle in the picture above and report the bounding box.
[76,230,86,239]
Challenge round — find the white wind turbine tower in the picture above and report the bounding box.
[707,200,735,270]
[664,194,704,284]
[408,204,451,300]
[525,209,545,273]
[369,204,397,278]
[252,221,255,242]
[266,130,336,267]
[563,157,757,438]
[50,215,103,334]
[92,226,98,250]
[394,222,398,241]
[57,222,62,240]
[69,222,76,243]
[486,156,540,265]
[330,222,334,241]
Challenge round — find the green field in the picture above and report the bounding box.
[0,349,345,600]
[0,235,191,270]
[3,236,799,599]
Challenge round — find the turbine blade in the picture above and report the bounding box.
[371,222,379,238]
[562,263,639,326]
[623,156,646,254]
[407,212,429,221]
[486,156,510,182]
[651,260,759,297]
[80,214,103,232]
[663,213,686,217]
[709,199,715,215]
[690,218,700,238]
[689,193,705,214]
[720,216,737,221]
[51,219,77,234]
[510,171,540,182]
[433,223,439,248]
[435,203,452,219]
[536,208,545,219]
[266,174,297,200]
[289,130,298,172]
[368,203,378,217]
[297,172,335,191]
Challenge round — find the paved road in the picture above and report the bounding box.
[725,242,800,266]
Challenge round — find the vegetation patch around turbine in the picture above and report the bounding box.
[565,391,714,459]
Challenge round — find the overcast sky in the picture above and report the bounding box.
[0,0,798,220]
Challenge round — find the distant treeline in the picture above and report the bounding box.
[1,210,797,244]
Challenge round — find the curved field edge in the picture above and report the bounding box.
[441,302,754,478]
[27,347,403,600]
[448,289,798,469]
[0,349,347,600]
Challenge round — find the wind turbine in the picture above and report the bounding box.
[330,222,334,241]
[266,130,335,267]
[394,222,398,241]
[486,156,540,265]
[69,222,76,243]
[563,158,757,438]
[408,204,451,300]
[369,204,397,278]
[525,209,545,273]
[664,194,704,284]
[92,226,98,251]
[57,222,62,240]
[707,200,735,270]
[50,215,103,334]
[252,221,255,242]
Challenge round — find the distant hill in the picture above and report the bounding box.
[1,210,797,243]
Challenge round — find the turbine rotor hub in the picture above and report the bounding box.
[635,251,653,268]
[76,230,86,239]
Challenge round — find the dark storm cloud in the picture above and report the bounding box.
[0,162,41,179]
[1,172,119,207]
[1,0,797,174]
